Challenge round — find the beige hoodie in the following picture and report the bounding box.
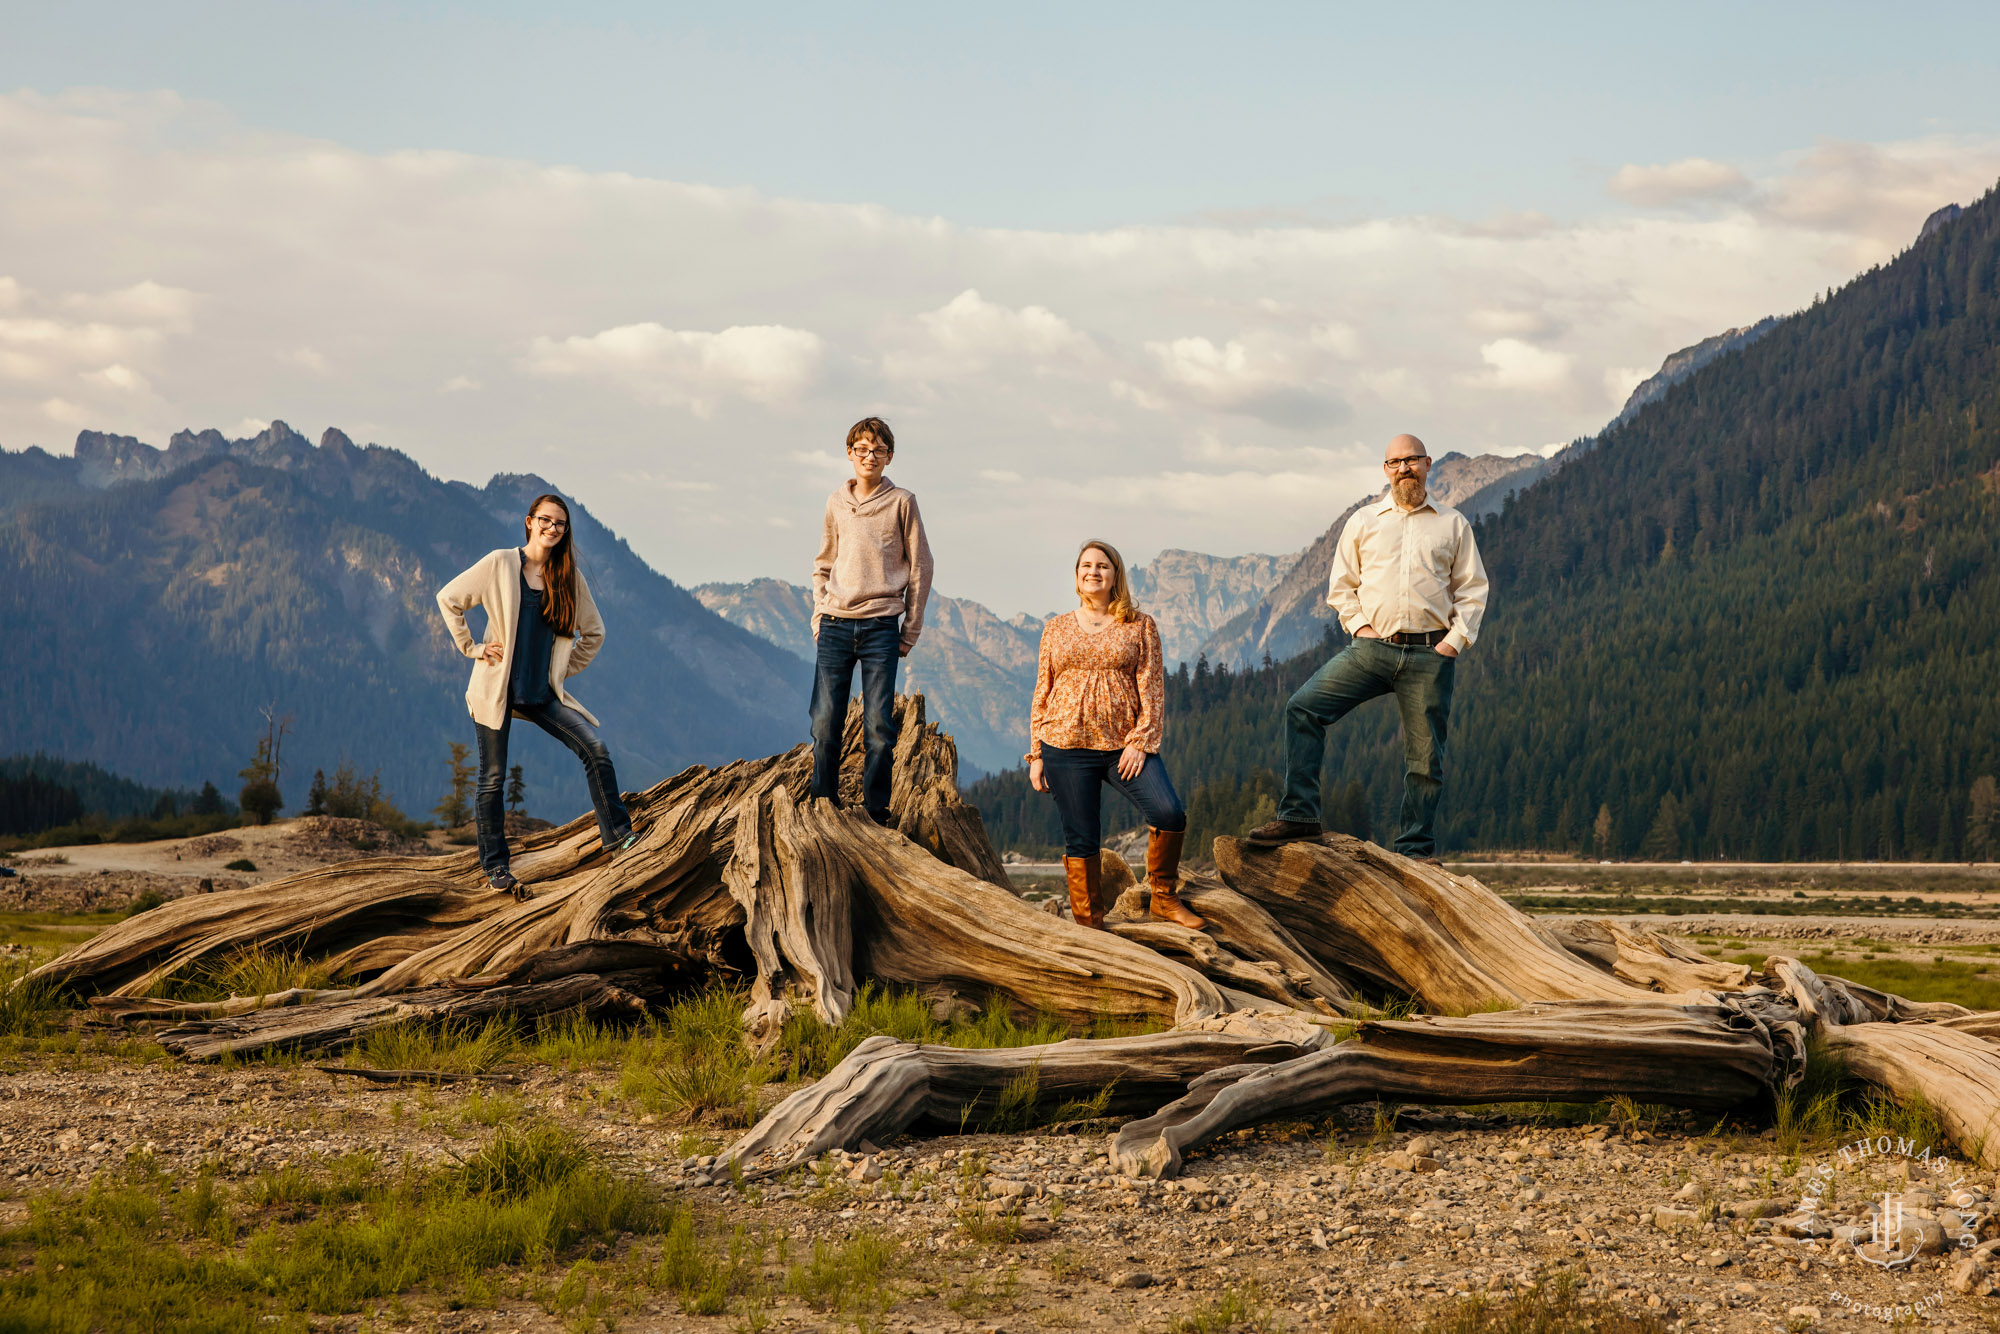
[810,476,934,652]
[436,547,605,730]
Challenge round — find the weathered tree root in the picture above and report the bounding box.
[1108,999,1799,1179]
[702,1016,1336,1184]
[155,973,653,1061]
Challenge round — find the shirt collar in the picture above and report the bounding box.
[1374,490,1438,516]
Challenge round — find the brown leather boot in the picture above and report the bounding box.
[1064,854,1104,930]
[1146,827,1204,929]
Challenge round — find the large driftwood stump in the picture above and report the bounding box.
[23,696,2000,1173]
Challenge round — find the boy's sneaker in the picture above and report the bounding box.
[488,869,527,899]
[1243,819,1323,845]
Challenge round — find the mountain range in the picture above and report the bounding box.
[0,423,806,815]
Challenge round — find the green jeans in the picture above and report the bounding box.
[1278,637,1455,858]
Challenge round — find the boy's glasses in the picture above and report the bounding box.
[849,446,891,460]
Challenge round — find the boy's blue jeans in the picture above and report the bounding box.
[809,614,901,818]
[1278,637,1455,858]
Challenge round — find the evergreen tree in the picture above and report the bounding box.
[434,742,475,829]
[506,764,526,814]
[192,781,225,817]
[305,768,329,817]
[1592,804,1614,859]
[1640,794,1683,861]
[1970,776,1999,863]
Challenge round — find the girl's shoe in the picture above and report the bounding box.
[610,826,643,855]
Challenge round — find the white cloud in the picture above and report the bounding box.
[85,363,150,393]
[280,345,330,374]
[1,89,1996,610]
[1467,338,1574,394]
[233,417,270,437]
[526,321,822,417]
[978,468,1021,483]
[1609,158,1753,207]
[1603,365,1650,407]
[1307,322,1361,358]
[1141,335,1345,429]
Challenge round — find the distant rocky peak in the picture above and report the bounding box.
[72,431,162,487]
[1919,203,1963,243]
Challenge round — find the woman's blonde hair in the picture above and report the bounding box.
[1074,539,1139,623]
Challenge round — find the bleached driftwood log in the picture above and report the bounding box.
[1110,999,1800,1178]
[25,695,2000,1176]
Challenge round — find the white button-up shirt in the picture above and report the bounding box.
[1325,494,1490,653]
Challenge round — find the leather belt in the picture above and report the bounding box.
[1384,629,1447,647]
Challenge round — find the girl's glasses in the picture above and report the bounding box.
[532,515,568,530]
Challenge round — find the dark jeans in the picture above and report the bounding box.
[1279,637,1456,858]
[809,614,901,818]
[475,698,631,875]
[1041,744,1187,859]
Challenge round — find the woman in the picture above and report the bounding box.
[436,494,638,897]
[1027,540,1203,931]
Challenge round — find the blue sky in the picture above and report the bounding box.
[9,2,1999,228]
[3,4,1999,610]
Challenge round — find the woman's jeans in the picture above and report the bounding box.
[809,614,901,819]
[475,698,631,875]
[1278,637,1455,859]
[1040,744,1187,859]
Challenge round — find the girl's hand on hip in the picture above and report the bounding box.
[1028,758,1048,793]
[1117,745,1146,781]
[479,642,503,664]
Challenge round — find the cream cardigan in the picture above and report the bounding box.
[436,547,605,730]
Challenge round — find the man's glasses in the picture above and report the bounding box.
[1384,457,1430,472]
[531,515,568,531]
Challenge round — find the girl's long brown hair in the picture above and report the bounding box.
[524,494,579,636]
[1075,539,1138,623]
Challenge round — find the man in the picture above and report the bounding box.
[1246,434,1489,864]
[809,416,935,824]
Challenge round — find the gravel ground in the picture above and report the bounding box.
[3,1060,1998,1332]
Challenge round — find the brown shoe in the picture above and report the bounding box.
[1063,855,1104,930]
[1243,818,1323,845]
[1146,827,1204,930]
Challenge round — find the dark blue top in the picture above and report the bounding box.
[510,558,557,709]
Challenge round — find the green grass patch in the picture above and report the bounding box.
[0,1126,674,1331]
[776,983,1163,1083]
[1387,1272,1667,1332]
[1794,951,2000,1010]
[1170,1280,1280,1334]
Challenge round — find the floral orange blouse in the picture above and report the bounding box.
[1026,611,1166,761]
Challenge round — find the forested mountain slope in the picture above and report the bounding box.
[0,424,807,814]
[974,187,2000,861]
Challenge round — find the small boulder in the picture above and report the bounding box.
[1724,1198,1787,1220]
[1109,1271,1155,1290]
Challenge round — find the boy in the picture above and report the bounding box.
[809,416,934,823]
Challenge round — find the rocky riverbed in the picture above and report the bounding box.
[3,1057,1997,1332]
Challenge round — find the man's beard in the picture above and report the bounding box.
[1392,476,1427,508]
